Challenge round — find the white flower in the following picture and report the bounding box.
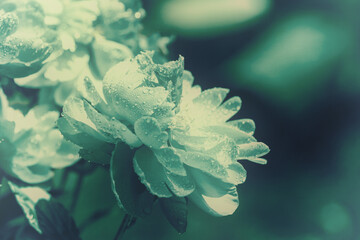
[0,88,80,183]
[59,51,269,216]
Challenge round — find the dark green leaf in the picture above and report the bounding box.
[35,199,81,240]
[159,196,188,234]
[110,142,155,217]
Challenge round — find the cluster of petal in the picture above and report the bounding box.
[0,0,56,78]
[59,51,269,216]
[0,89,80,184]
[6,0,169,106]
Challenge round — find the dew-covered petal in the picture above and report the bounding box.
[201,124,256,144]
[92,34,133,77]
[215,96,242,122]
[189,186,238,217]
[235,142,270,159]
[153,147,186,176]
[164,171,195,197]
[103,57,171,123]
[79,76,108,111]
[57,117,113,154]
[62,97,112,142]
[226,162,247,185]
[178,151,228,180]
[133,146,172,197]
[83,99,142,147]
[227,119,256,135]
[134,116,168,149]
[193,87,229,109]
[170,130,221,152]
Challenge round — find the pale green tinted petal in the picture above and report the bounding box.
[193,87,229,109]
[0,119,15,140]
[164,171,195,197]
[227,118,256,135]
[171,130,221,152]
[0,138,17,171]
[189,186,238,217]
[14,67,56,88]
[235,142,270,159]
[133,146,172,197]
[92,34,133,77]
[8,182,51,233]
[178,151,228,180]
[62,97,112,142]
[57,117,113,154]
[103,58,171,123]
[54,81,74,106]
[134,116,168,149]
[44,48,89,82]
[153,148,186,176]
[215,96,242,122]
[83,99,142,147]
[187,166,234,197]
[12,163,54,184]
[51,139,79,168]
[201,125,256,144]
[226,163,247,185]
[0,1,54,78]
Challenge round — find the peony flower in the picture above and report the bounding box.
[13,0,99,105]
[8,0,170,106]
[0,0,56,78]
[59,51,269,216]
[0,88,80,184]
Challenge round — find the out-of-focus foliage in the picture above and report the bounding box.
[147,0,270,37]
[226,13,350,112]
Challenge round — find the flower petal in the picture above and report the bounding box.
[178,151,228,181]
[153,148,187,176]
[83,99,142,147]
[193,87,229,109]
[164,171,195,197]
[133,147,172,197]
[62,97,112,142]
[227,119,256,135]
[235,142,270,159]
[134,116,168,149]
[92,34,133,77]
[189,186,239,217]
[103,57,171,123]
[215,96,242,122]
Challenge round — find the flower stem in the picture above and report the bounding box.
[113,214,135,240]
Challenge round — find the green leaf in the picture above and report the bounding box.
[35,199,81,240]
[159,197,188,234]
[110,142,154,217]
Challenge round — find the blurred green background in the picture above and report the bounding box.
[1,0,360,239]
